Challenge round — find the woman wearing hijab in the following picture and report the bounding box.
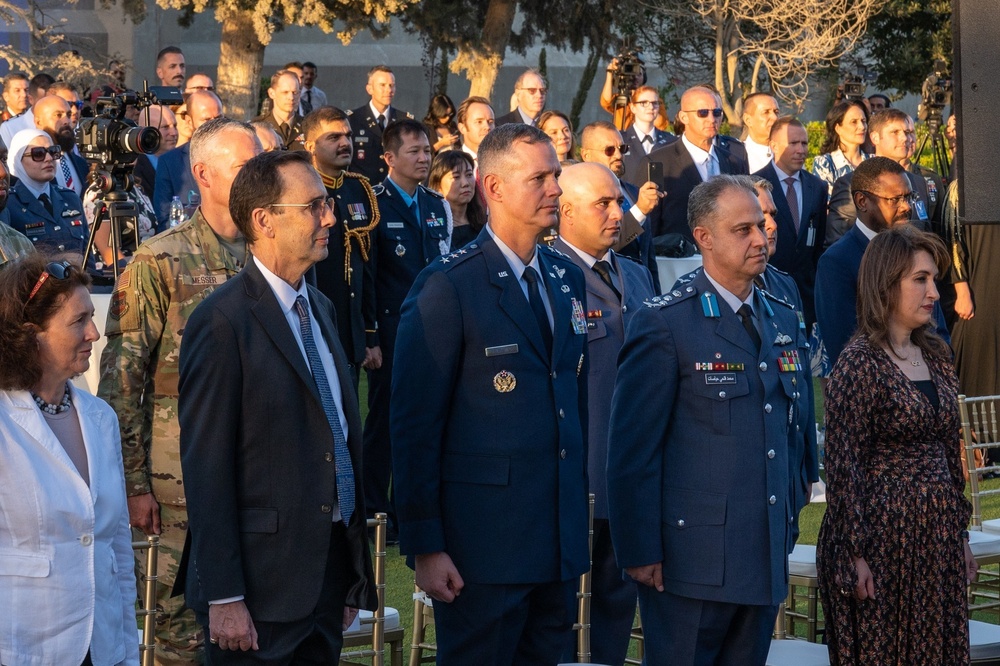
[6,128,90,258]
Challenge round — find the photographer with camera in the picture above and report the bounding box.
[600,53,647,131]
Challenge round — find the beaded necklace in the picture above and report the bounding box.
[31,383,72,415]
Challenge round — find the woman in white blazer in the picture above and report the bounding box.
[0,255,139,666]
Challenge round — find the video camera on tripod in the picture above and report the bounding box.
[610,43,646,130]
[75,83,183,280]
[915,59,953,176]
[840,67,878,103]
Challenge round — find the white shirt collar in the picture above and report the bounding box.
[517,107,537,126]
[253,255,308,313]
[772,162,798,182]
[369,102,390,121]
[681,133,714,162]
[855,218,878,241]
[704,269,754,314]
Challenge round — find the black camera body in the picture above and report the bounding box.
[611,47,647,119]
[75,85,183,170]
[841,68,877,102]
[917,59,952,130]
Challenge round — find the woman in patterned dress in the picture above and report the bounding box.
[817,225,977,665]
[811,100,871,196]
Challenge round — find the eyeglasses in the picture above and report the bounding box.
[25,260,73,305]
[634,100,660,108]
[186,85,215,92]
[22,145,62,162]
[517,87,547,96]
[683,108,724,119]
[600,144,629,157]
[70,100,84,110]
[857,190,915,207]
[269,197,334,217]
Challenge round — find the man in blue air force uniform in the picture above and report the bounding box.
[391,124,590,664]
[608,174,802,665]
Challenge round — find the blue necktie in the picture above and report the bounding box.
[294,295,355,524]
[522,266,552,356]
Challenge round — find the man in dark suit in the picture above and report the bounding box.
[494,69,547,127]
[32,95,88,197]
[348,66,413,184]
[392,124,590,664]
[363,119,448,538]
[303,106,379,389]
[826,109,933,246]
[178,150,376,661]
[635,86,749,243]
[754,116,828,329]
[555,162,655,664]
[622,85,676,178]
[154,90,222,230]
[608,175,800,664]
[579,120,661,290]
[252,69,305,151]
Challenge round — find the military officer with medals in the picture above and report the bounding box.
[348,66,414,184]
[97,118,262,664]
[391,123,590,664]
[608,174,802,665]
[6,129,88,258]
[303,106,380,389]
[364,118,449,539]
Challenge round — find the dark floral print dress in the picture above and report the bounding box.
[817,336,971,665]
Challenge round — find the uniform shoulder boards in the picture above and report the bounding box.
[760,288,796,309]
[644,286,697,309]
[419,184,444,199]
[437,243,481,267]
[372,183,386,196]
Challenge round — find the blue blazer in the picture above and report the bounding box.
[816,224,950,368]
[391,230,591,584]
[555,239,654,520]
[152,144,195,231]
[755,162,828,327]
[608,270,800,606]
[621,125,676,181]
[7,181,88,256]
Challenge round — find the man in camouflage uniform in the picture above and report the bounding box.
[0,158,34,268]
[98,117,262,664]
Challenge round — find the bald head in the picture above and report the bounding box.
[678,86,720,148]
[557,162,624,258]
[186,90,223,131]
[144,104,178,155]
[32,95,74,151]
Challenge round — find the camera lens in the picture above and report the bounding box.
[117,125,160,155]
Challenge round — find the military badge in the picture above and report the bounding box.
[701,292,721,318]
[493,370,516,393]
[109,290,129,321]
[395,243,406,257]
[570,298,587,334]
[777,350,802,372]
[774,333,793,346]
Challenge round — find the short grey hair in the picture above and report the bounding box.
[687,174,758,234]
[478,123,551,180]
[190,117,257,167]
[750,176,773,193]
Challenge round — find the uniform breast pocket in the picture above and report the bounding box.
[587,319,608,342]
[691,372,750,436]
[22,222,46,243]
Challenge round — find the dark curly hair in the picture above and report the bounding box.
[0,254,92,390]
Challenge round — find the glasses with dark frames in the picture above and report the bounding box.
[22,145,62,162]
[682,108,724,119]
[25,260,73,305]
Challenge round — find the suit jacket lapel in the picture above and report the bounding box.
[697,272,758,356]
[245,261,321,405]
[310,288,363,455]
[482,234,549,359]
[539,251,574,363]
[14,183,55,224]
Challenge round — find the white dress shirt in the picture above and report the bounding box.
[745,137,772,174]
[682,134,718,182]
[773,162,803,224]
[486,224,553,329]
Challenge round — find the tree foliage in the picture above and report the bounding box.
[0,0,103,92]
[638,0,887,125]
[400,0,623,100]
[105,0,417,119]
[857,0,951,96]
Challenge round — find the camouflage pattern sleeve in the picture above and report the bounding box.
[98,250,167,496]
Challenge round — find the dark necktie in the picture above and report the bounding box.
[302,89,313,114]
[784,177,800,232]
[38,192,53,217]
[593,260,621,301]
[293,296,355,524]
[641,134,653,154]
[522,266,553,356]
[737,303,762,353]
[377,114,386,131]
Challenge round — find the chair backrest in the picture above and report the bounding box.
[132,534,159,666]
[367,513,388,666]
[575,494,596,662]
[960,394,1000,528]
